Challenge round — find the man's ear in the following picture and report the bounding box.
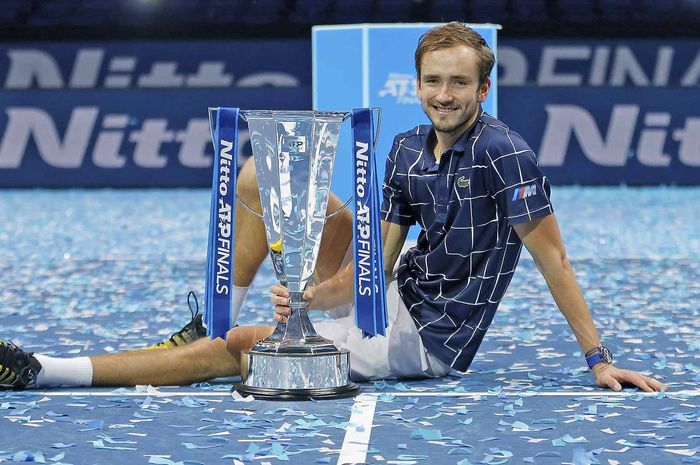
[478,76,491,102]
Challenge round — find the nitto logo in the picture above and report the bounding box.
[512,184,537,201]
[0,106,251,169]
[2,48,300,89]
[378,73,419,105]
[539,104,700,167]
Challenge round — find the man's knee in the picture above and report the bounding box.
[225,326,273,356]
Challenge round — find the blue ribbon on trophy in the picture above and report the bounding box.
[205,107,239,340]
[352,108,388,338]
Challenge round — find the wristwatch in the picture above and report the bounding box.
[585,345,613,369]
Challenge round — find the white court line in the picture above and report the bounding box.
[337,393,378,465]
[23,389,699,398]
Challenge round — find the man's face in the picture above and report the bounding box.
[417,46,490,137]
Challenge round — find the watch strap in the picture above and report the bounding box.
[586,346,612,369]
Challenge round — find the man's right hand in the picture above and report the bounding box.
[271,284,292,324]
[270,284,322,323]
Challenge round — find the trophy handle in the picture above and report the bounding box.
[237,193,352,222]
[235,193,264,219]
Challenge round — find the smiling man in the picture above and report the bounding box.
[272,22,665,391]
[1,22,665,393]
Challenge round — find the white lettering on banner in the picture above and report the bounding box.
[378,73,419,104]
[539,104,700,167]
[138,63,185,87]
[0,106,250,169]
[681,53,700,86]
[355,141,372,296]
[175,119,213,168]
[499,45,700,87]
[3,49,299,89]
[94,114,128,168]
[128,120,173,168]
[539,46,591,86]
[673,118,700,166]
[186,62,233,87]
[5,50,64,89]
[0,107,98,168]
[355,141,368,198]
[236,72,298,87]
[497,47,527,86]
[69,49,104,88]
[216,140,234,295]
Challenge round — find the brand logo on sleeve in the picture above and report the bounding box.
[457,176,470,188]
[512,184,537,201]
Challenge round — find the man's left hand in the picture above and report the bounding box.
[593,364,668,392]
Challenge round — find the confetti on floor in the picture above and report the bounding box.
[1,188,699,464]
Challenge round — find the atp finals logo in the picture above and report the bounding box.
[378,73,419,105]
[512,184,537,201]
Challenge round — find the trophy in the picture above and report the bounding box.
[206,108,386,400]
[215,110,358,399]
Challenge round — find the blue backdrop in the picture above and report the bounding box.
[0,37,697,187]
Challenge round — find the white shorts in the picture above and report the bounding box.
[314,275,451,382]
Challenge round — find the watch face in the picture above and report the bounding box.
[601,346,613,364]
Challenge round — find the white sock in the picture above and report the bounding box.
[34,354,93,387]
[230,285,249,327]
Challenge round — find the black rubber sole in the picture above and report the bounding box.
[232,382,360,401]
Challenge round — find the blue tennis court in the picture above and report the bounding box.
[1,187,699,464]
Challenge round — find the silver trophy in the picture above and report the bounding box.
[225,110,359,400]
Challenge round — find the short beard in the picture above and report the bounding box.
[429,113,472,135]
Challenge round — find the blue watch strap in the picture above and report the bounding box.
[586,346,612,369]
[586,351,605,369]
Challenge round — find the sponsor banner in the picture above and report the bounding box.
[498,39,700,87]
[0,40,310,90]
[1,37,698,187]
[0,40,310,187]
[500,87,700,185]
[0,89,308,187]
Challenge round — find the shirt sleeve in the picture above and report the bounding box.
[380,136,415,226]
[484,130,554,226]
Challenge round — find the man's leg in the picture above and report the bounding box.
[90,325,274,387]
[0,326,275,389]
[1,158,353,390]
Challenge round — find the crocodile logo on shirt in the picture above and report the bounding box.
[457,176,470,189]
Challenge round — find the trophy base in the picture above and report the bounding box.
[235,348,359,400]
[233,382,359,401]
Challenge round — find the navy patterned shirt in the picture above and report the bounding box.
[381,110,554,372]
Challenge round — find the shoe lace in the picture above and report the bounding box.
[161,291,200,346]
[187,290,199,321]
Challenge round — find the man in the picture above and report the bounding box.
[1,22,665,392]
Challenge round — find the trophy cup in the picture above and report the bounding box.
[227,110,358,400]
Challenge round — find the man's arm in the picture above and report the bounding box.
[272,220,409,317]
[381,220,410,283]
[513,214,667,392]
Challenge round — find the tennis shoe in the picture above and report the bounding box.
[0,340,41,390]
[146,291,207,349]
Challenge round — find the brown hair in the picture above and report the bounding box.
[415,21,495,86]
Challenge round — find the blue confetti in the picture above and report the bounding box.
[411,428,442,440]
